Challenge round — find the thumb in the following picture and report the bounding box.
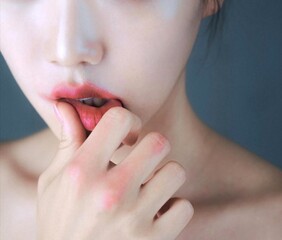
[38,101,86,192]
[54,101,86,156]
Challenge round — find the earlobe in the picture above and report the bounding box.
[201,0,224,19]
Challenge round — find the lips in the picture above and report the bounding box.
[51,82,124,131]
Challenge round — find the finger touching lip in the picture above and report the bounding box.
[46,82,126,131]
[62,98,123,131]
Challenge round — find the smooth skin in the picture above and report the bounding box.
[37,103,193,240]
[1,0,282,239]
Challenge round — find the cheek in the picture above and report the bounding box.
[1,24,58,137]
[0,8,50,113]
[153,0,184,21]
[1,11,39,92]
[109,1,201,97]
[115,30,188,121]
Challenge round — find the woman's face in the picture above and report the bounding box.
[0,0,205,137]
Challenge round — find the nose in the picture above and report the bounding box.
[44,0,104,67]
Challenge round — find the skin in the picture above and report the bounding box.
[1,0,282,239]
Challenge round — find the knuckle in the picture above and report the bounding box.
[62,161,84,185]
[148,132,170,152]
[124,222,151,240]
[96,168,132,212]
[103,107,142,147]
[104,107,129,124]
[59,137,77,152]
[166,161,186,182]
[97,185,124,212]
[123,115,142,146]
[177,199,194,221]
[37,173,47,195]
[133,114,142,131]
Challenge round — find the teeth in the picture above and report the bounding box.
[78,97,108,107]
[92,98,107,107]
[81,98,93,106]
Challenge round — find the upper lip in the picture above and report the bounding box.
[51,82,122,102]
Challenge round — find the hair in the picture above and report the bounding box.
[207,0,224,40]
[202,0,225,59]
[203,0,225,42]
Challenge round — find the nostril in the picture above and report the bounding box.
[46,41,104,67]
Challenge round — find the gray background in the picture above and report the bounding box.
[1,0,282,169]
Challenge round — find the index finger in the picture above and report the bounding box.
[74,106,142,173]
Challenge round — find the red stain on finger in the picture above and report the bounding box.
[151,133,170,154]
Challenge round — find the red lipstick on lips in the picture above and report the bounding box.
[51,83,124,131]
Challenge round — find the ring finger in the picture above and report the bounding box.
[136,161,187,221]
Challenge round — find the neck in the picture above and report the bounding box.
[2,128,58,187]
[5,71,219,197]
[111,71,219,191]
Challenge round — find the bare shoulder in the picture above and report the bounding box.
[0,132,36,164]
[178,134,282,240]
[209,133,282,197]
[178,191,282,240]
[0,129,57,240]
[0,128,58,199]
[0,129,58,177]
[0,130,52,190]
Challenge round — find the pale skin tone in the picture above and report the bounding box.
[0,0,282,239]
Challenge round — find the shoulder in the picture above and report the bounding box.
[178,134,282,240]
[0,133,37,163]
[0,140,16,172]
[178,191,282,240]
[0,129,58,162]
[210,133,282,197]
[0,129,59,181]
[187,132,282,205]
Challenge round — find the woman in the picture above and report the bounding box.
[1,0,281,239]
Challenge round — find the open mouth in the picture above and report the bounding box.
[61,97,124,132]
[50,82,125,132]
[75,97,109,108]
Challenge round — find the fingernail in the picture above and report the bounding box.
[53,103,64,124]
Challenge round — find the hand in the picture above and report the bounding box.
[37,102,194,240]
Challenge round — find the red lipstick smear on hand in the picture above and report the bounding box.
[51,83,124,131]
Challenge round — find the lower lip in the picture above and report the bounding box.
[63,99,123,131]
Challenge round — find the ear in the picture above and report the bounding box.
[202,0,224,19]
